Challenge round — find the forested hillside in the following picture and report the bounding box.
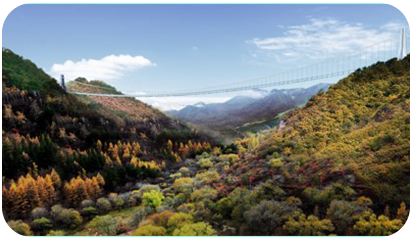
[2,49,216,234]
[2,49,410,236]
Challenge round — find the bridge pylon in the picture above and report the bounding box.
[399,28,407,60]
[60,74,67,92]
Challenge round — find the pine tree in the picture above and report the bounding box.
[91,177,101,199]
[76,177,90,203]
[2,186,10,217]
[188,140,193,150]
[96,173,105,186]
[178,143,185,156]
[167,140,173,152]
[384,205,391,218]
[36,176,48,206]
[397,202,409,223]
[15,183,30,216]
[44,175,56,205]
[50,169,61,189]
[97,140,102,151]
[123,147,131,159]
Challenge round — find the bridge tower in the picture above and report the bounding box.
[399,28,407,60]
[60,74,66,91]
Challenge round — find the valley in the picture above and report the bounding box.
[2,48,410,236]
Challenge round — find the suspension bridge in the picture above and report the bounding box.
[63,29,410,98]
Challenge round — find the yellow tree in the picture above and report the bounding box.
[2,186,10,216]
[167,140,173,153]
[397,202,409,223]
[36,176,48,205]
[91,177,101,198]
[188,140,193,150]
[50,169,61,189]
[96,173,105,186]
[97,140,102,151]
[123,147,131,159]
[76,177,90,202]
[44,175,56,205]
[25,174,43,208]
[85,178,95,199]
[15,182,30,215]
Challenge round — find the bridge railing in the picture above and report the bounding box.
[67,31,409,98]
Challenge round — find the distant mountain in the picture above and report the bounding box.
[167,83,331,138]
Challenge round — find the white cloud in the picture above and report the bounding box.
[247,18,407,61]
[50,54,155,81]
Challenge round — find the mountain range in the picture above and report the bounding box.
[167,83,331,138]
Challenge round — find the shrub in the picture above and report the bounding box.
[194,171,220,185]
[96,198,112,214]
[108,193,125,210]
[7,220,33,236]
[173,222,217,236]
[47,230,65,236]
[173,178,194,195]
[167,213,194,232]
[198,158,213,169]
[31,207,49,220]
[142,190,164,209]
[244,200,300,235]
[326,200,371,234]
[131,209,148,226]
[116,217,132,234]
[137,185,161,196]
[283,214,335,235]
[353,212,403,236]
[177,167,191,177]
[31,218,53,233]
[88,215,117,236]
[190,186,218,202]
[51,205,83,229]
[269,158,284,168]
[80,199,95,208]
[147,210,175,227]
[252,183,286,202]
[132,225,167,236]
[81,206,98,219]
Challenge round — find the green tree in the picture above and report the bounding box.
[198,158,213,169]
[88,215,118,236]
[326,199,371,235]
[96,198,112,214]
[132,225,167,236]
[354,212,403,236]
[167,212,194,233]
[31,218,53,234]
[252,183,286,202]
[173,178,194,196]
[142,190,164,209]
[216,187,252,222]
[81,206,98,219]
[243,200,301,235]
[7,220,33,236]
[397,202,409,223]
[31,207,48,219]
[50,205,83,229]
[46,230,65,236]
[283,213,335,236]
[172,222,217,236]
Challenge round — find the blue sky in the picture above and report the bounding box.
[2,4,409,110]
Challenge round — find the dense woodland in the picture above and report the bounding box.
[2,48,410,236]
